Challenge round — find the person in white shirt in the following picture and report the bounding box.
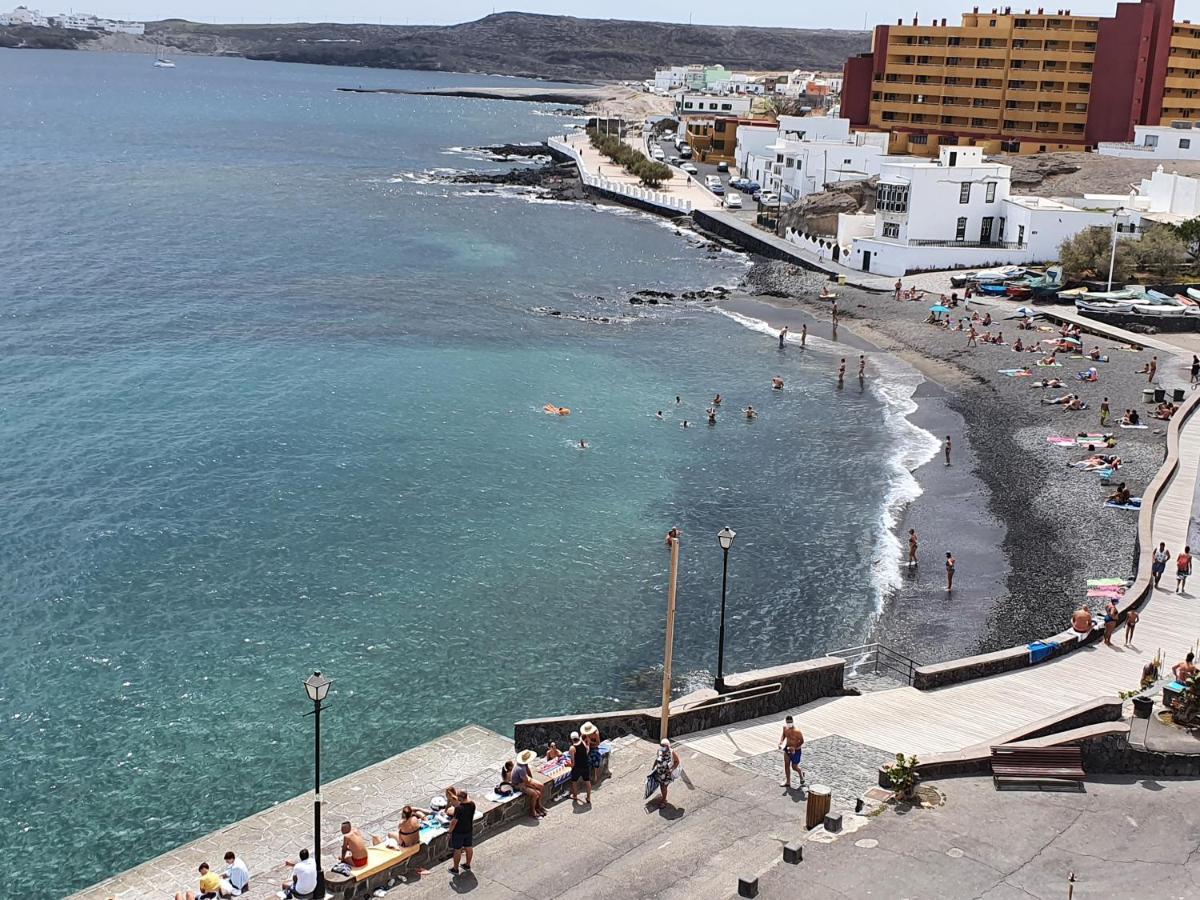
[282,848,318,899]
[223,851,249,895]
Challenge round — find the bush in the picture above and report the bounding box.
[1128,225,1187,278]
[586,128,673,188]
[1059,225,1132,284]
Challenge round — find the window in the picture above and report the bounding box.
[985,182,996,202]
[1181,138,1192,149]
[721,103,732,111]
[844,158,852,164]
[708,103,718,110]
[877,183,910,213]
[910,134,929,145]
[959,182,971,204]
[785,158,794,168]
[955,217,967,241]
[998,217,1005,240]
[883,222,900,238]
[684,102,694,109]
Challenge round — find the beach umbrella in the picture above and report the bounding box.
[1014,306,1040,318]
[930,304,950,314]
[1062,336,1082,345]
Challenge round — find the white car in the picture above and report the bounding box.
[680,162,698,174]
[759,191,781,206]
[705,175,722,187]
[651,148,665,161]
[723,194,743,209]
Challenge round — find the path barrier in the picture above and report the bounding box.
[828,642,919,685]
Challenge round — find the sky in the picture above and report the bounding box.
[86,1,1134,30]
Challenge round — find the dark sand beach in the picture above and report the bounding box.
[723,260,1175,664]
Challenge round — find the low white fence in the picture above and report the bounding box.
[783,227,850,264]
[548,134,693,214]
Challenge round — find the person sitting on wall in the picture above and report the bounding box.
[1071,606,1094,635]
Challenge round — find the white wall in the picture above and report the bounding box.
[876,148,1011,244]
[677,93,752,116]
[1099,126,1200,161]
[734,125,778,176]
[1137,168,1200,218]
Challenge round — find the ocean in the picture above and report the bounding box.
[0,50,931,895]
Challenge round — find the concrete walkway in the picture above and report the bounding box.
[758,774,1200,900]
[560,131,721,212]
[682,401,1200,762]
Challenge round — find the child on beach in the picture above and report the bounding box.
[1124,608,1139,647]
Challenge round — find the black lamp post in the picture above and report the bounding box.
[303,671,332,899]
[715,526,736,692]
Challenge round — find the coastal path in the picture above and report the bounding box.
[681,400,1200,761]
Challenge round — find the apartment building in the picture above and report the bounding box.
[842,0,1188,156]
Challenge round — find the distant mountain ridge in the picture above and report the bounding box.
[140,12,869,81]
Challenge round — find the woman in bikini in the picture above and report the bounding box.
[1103,598,1119,646]
[389,805,428,848]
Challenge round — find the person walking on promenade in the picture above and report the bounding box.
[837,358,846,387]
[1152,541,1171,588]
[1124,607,1139,647]
[779,715,806,789]
[779,325,788,348]
[894,278,903,301]
[944,435,952,466]
[945,551,956,592]
[1178,545,1193,594]
[1191,354,1199,385]
[1100,397,1110,427]
[568,731,592,805]
[908,529,918,567]
[1103,598,1119,646]
[800,323,807,348]
[447,788,476,875]
[650,739,681,808]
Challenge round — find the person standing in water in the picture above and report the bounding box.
[831,301,839,325]
[1191,355,1199,385]
[908,529,918,567]
[800,323,807,348]
[837,358,846,387]
[944,435,952,466]
[858,355,866,381]
[779,326,788,348]
[945,551,956,592]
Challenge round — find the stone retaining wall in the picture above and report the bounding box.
[692,209,816,265]
[514,657,844,749]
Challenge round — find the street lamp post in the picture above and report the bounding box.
[303,671,332,899]
[715,526,736,692]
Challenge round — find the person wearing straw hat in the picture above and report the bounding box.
[581,721,603,770]
[650,739,680,809]
[568,730,592,805]
[512,750,546,818]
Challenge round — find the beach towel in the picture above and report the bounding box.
[1069,355,1109,363]
[1119,423,1149,429]
[1094,468,1114,480]
[1087,587,1126,598]
[1036,362,1063,368]
[1087,578,1127,587]
[1047,436,1077,446]
[1105,498,1142,510]
[998,368,1031,376]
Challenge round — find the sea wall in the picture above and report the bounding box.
[692,208,820,265]
[547,134,692,217]
[514,656,844,748]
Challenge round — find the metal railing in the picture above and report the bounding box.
[677,681,782,712]
[905,238,1027,249]
[828,642,920,685]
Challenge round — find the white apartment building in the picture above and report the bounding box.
[848,146,1111,276]
[675,92,753,117]
[1099,123,1200,162]
[56,11,97,28]
[0,6,49,25]
[101,18,143,33]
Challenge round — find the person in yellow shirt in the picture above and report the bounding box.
[196,861,230,899]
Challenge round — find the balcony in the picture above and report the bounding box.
[1166,75,1200,91]
[905,238,1027,249]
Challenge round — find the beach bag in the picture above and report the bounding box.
[644,772,659,799]
[331,862,353,876]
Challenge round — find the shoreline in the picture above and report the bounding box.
[722,262,1169,658]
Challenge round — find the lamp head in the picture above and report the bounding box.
[717,526,736,551]
[303,670,331,703]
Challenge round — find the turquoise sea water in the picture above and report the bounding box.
[0,50,913,895]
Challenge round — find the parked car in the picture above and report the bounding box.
[728,177,746,190]
[742,181,761,194]
[705,174,721,186]
[711,183,725,195]
[669,155,681,165]
[751,190,762,202]
[679,146,693,158]
[716,161,729,173]
[759,191,780,206]
[651,147,665,160]
[681,162,698,174]
[723,194,743,208]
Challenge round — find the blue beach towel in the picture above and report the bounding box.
[1105,497,1142,510]
[1028,641,1058,663]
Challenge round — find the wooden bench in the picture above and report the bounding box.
[990,745,1085,789]
[325,843,421,895]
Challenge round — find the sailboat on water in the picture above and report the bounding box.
[152,43,176,68]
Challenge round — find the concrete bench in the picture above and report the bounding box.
[991,745,1085,789]
[325,844,421,895]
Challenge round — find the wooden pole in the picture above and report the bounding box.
[661,533,681,741]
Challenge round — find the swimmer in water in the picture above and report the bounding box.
[681,420,690,429]
[707,408,717,425]
[772,376,784,390]
[675,395,682,405]
[712,393,722,406]
[744,406,756,420]
[655,411,664,420]
[578,439,588,449]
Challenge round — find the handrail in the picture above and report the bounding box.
[828,642,919,684]
[677,681,782,712]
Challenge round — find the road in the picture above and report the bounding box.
[644,132,759,222]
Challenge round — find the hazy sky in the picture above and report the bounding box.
[92,1,1128,30]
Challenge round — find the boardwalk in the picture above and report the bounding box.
[682,400,1200,762]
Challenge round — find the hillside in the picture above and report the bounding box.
[136,12,868,81]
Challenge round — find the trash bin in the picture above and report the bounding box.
[806,784,832,829]
[837,274,847,286]
[1154,388,1166,403]
[1174,388,1186,403]
[1132,695,1154,719]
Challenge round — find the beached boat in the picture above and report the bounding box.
[949,265,1027,288]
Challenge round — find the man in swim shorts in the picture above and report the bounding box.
[908,529,918,567]
[1152,541,1171,588]
[340,821,369,869]
[779,715,805,788]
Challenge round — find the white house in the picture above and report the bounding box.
[675,92,752,117]
[652,66,689,93]
[101,18,143,34]
[55,11,98,29]
[848,146,1111,276]
[0,5,49,25]
[1098,124,1200,161]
